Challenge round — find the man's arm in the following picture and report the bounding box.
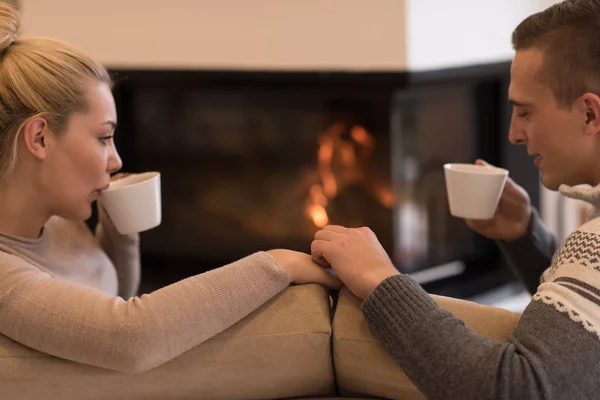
[496,208,559,294]
[362,273,600,400]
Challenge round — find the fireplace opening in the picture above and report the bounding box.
[105,66,537,297]
[121,87,393,272]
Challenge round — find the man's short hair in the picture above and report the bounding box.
[512,0,600,107]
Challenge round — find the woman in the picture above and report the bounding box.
[0,3,340,374]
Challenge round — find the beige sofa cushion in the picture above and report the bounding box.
[332,287,521,400]
[0,284,335,400]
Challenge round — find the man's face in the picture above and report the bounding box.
[509,49,598,190]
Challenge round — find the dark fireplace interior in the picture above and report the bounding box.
[102,63,539,298]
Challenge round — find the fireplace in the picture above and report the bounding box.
[105,63,539,297]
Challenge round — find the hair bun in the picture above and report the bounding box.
[0,3,19,53]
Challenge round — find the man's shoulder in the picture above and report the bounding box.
[577,213,600,235]
[535,217,600,340]
[549,218,600,274]
[540,217,600,284]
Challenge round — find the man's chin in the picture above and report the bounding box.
[540,171,589,191]
[540,173,562,191]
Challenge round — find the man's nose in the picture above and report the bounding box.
[508,115,527,145]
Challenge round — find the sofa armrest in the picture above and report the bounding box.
[1,284,335,400]
[332,287,521,400]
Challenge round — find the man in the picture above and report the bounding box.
[311,1,600,399]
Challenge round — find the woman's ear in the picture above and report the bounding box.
[22,116,51,160]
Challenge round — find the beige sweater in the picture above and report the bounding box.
[0,207,289,374]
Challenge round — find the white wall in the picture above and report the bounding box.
[19,0,565,71]
[20,0,407,70]
[405,0,562,71]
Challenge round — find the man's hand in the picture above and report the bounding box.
[311,226,399,299]
[466,159,532,242]
[266,249,342,290]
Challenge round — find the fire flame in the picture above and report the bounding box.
[306,123,394,228]
[307,204,329,228]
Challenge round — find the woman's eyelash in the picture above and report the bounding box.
[99,135,114,143]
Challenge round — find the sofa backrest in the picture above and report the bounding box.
[0,284,521,400]
[332,288,521,399]
[0,284,335,400]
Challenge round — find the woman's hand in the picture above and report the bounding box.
[266,249,342,290]
[311,226,399,299]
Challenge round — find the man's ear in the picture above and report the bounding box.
[580,93,600,136]
[22,116,51,160]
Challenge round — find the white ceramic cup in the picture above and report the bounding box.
[100,172,162,235]
[443,163,508,220]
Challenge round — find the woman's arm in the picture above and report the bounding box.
[0,251,289,374]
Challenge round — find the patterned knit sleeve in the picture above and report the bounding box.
[362,218,600,400]
[496,208,559,294]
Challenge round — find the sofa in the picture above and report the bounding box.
[0,284,521,400]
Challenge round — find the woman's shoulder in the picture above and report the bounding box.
[0,216,98,275]
[0,247,47,277]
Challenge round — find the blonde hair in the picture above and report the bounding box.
[512,0,600,107]
[0,3,111,180]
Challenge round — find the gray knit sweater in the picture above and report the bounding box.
[362,184,600,400]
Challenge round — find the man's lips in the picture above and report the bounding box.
[531,154,542,167]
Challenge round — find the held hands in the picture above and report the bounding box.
[466,160,532,241]
[311,226,399,300]
[266,249,342,290]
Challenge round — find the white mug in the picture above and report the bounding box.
[100,172,162,235]
[444,163,508,220]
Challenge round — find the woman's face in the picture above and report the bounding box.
[41,80,122,220]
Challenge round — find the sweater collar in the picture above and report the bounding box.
[559,184,600,209]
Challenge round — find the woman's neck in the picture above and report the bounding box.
[0,180,48,239]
